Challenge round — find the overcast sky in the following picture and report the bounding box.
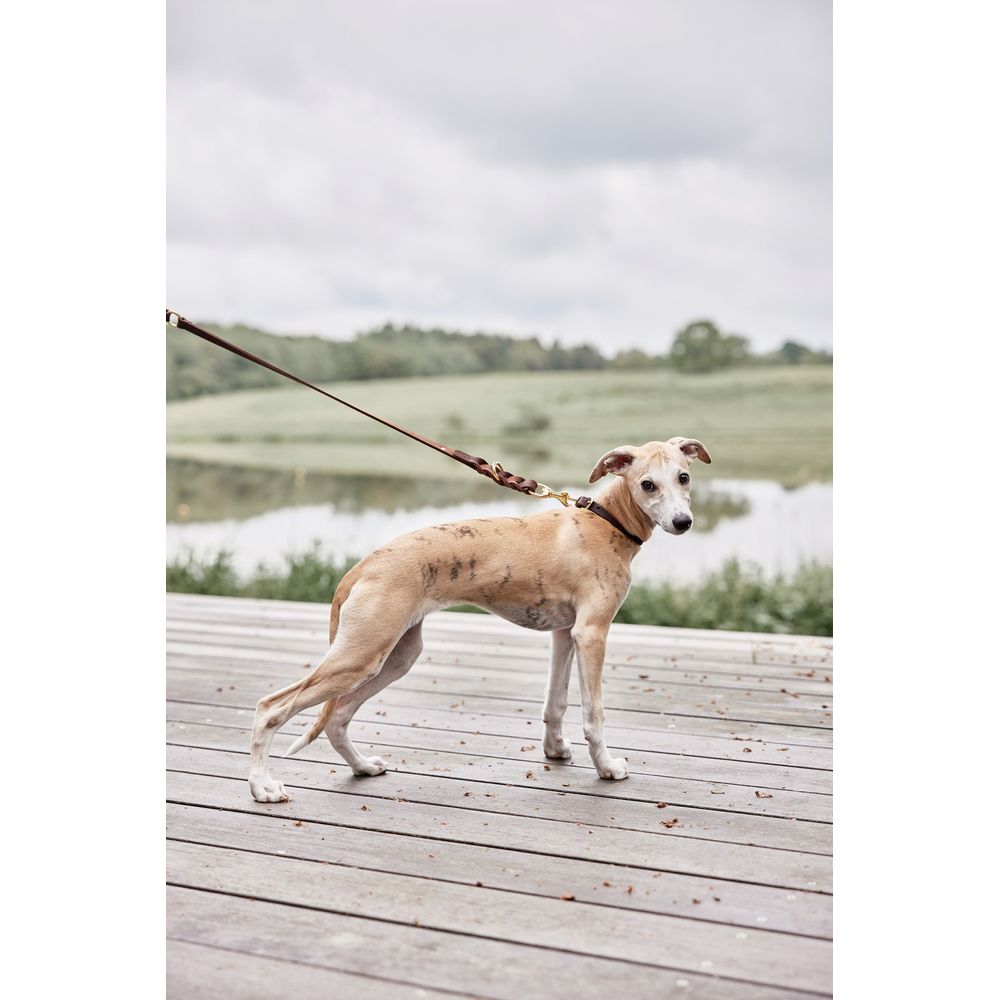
[167,1,831,353]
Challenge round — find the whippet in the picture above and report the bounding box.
[248,437,711,802]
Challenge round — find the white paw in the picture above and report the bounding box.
[598,758,630,781]
[544,735,573,760]
[249,777,289,803]
[352,755,388,777]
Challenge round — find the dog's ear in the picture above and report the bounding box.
[668,437,712,465]
[589,446,639,484]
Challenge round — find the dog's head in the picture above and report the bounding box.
[588,438,712,535]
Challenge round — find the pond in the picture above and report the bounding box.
[166,459,831,585]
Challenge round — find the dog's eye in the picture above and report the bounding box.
[679,472,690,485]
[640,479,656,492]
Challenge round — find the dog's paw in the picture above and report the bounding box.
[598,758,629,781]
[544,735,573,760]
[249,778,289,803]
[352,755,388,777]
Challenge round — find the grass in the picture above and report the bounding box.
[166,365,831,486]
[167,547,832,636]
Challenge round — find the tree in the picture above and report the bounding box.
[668,320,750,373]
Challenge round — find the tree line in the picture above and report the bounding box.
[167,317,831,400]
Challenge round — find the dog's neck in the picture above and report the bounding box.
[595,477,655,547]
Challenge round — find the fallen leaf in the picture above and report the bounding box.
[560,893,575,901]
[755,790,774,799]
[661,818,681,828]
[656,802,669,809]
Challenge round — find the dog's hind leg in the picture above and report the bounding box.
[323,620,424,776]
[248,674,328,803]
[248,582,415,802]
[543,627,574,760]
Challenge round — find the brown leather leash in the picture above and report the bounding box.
[166,309,643,546]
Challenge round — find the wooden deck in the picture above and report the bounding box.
[166,593,833,998]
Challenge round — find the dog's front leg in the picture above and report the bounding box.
[572,620,629,780]
[542,627,574,760]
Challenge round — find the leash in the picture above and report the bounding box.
[166,309,643,546]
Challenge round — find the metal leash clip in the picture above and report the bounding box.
[529,483,574,507]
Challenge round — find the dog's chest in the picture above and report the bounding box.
[489,600,577,632]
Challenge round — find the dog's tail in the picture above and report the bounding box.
[282,572,352,759]
[283,699,335,757]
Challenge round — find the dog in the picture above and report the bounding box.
[248,437,711,802]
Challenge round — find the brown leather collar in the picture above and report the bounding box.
[574,496,645,546]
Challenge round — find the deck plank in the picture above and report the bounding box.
[166,594,833,997]
[168,840,831,992]
[168,887,819,1000]
[167,800,832,936]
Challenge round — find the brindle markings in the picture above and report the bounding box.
[449,557,462,581]
[455,524,477,538]
[468,557,477,580]
[422,563,439,587]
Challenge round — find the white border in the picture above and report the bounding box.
[5,0,999,993]
[836,0,998,993]
[4,2,164,993]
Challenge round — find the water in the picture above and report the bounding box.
[166,459,831,585]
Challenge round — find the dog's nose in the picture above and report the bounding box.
[672,514,693,533]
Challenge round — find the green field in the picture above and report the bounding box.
[166,365,831,486]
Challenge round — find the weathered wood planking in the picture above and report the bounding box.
[166,800,832,937]
[166,939,459,1000]
[168,664,833,750]
[165,642,833,725]
[167,840,831,992]
[167,748,830,890]
[165,621,833,688]
[166,699,833,792]
[165,593,833,998]
[166,720,832,822]
[168,887,820,1000]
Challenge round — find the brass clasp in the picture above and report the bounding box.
[530,484,574,507]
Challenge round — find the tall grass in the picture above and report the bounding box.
[167,547,832,636]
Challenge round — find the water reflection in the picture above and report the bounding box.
[167,458,495,520]
[166,459,829,585]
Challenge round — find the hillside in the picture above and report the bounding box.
[167,365,832,486]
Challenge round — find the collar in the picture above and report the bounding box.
[574,495,645,546]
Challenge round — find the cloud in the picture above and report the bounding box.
[167,0,831,351]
